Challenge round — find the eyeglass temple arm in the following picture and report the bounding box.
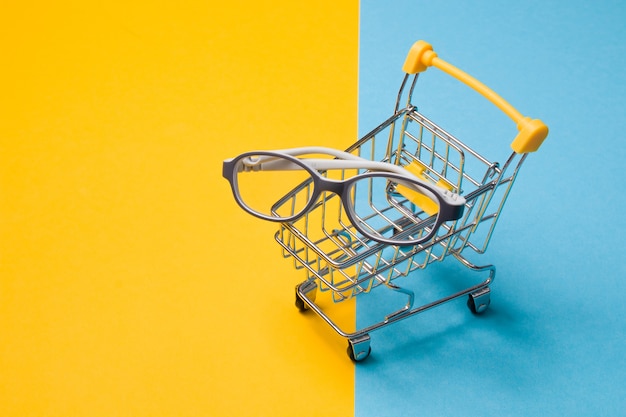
[238,146,366,168]
[238,147,465,208]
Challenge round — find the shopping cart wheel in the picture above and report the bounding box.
[295,281,317,312]
[467,287,491,314]
[347,334,371,362]
[295,294,307,312]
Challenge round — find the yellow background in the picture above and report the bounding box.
[1,1,358,415]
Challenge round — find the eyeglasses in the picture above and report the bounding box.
[222,146,465,246]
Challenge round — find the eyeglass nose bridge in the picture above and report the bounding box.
[314,176,348,197]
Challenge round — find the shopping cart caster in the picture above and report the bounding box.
[295,280,317,312]
[347,334,371,362]
[467,287,491,314]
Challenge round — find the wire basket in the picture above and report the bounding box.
[272,40,548,361]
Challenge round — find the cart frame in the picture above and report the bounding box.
[272,41,547,361]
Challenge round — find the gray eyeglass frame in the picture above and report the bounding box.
[222,150,465,246]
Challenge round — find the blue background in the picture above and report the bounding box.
[356,1,626,415]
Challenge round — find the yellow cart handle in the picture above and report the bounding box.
[403,40,548,153]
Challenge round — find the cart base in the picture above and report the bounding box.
[294,252,496,361]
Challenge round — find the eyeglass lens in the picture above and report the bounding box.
[235,155,314,219]
[348,175,440,243]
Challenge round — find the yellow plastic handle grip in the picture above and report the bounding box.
[403,40,548,153]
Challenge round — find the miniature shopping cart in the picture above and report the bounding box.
[270,41,548,361]
[225,40,548,361]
